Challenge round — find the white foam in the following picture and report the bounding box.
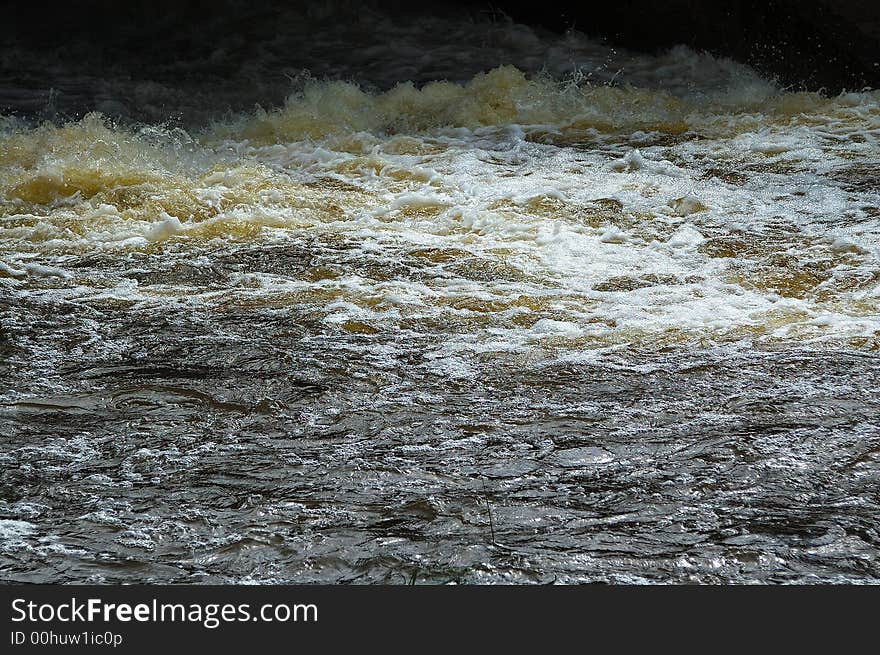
[668,225,706,248]
[0,519,36,551]
[144,212,185,242]
[2,48,878,353]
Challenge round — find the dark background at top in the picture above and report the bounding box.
[1,0,879,116]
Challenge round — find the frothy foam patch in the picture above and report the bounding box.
[0,519,36,551]
[1,62,879,351]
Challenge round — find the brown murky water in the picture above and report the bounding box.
[1,10,879,583]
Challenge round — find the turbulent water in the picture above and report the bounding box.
[1,11,879,583]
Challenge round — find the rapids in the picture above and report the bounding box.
[1,11,879,583]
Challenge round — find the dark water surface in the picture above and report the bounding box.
[2,280,878,583]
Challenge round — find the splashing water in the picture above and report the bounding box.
[1,17,879,583]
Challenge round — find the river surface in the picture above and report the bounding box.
[1,9,879,583]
